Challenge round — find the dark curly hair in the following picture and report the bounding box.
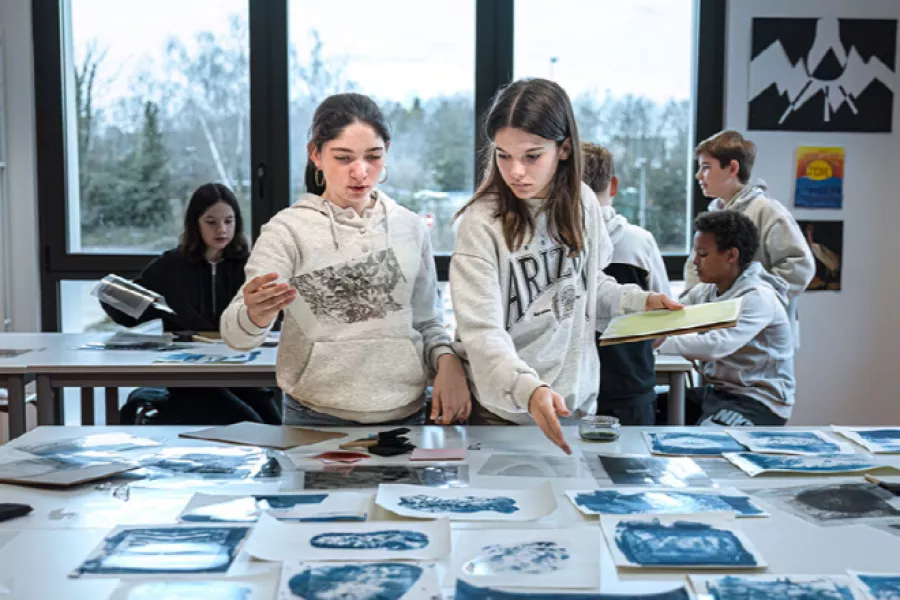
[694,210,759,269]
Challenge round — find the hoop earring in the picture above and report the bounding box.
[315,169,324,188]
[379,166,389,184]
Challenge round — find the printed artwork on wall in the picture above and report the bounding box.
[748,17,897,132]
[797,220,843,292]
[794,147,845,209]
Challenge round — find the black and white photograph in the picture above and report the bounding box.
[302,465,469,490]
[592,454,713,488]
[755,483,900,526]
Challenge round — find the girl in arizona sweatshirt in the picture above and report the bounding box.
[221,94,470,426]
[450,79,681,453]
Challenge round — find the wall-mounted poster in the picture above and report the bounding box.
[748,17,897,132]
[797,220,843,292]
[794,147,844,208]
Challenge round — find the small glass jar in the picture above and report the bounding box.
[579,415,621,442]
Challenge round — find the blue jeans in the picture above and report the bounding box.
[283,397,426,427]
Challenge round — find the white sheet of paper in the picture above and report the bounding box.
[280,561,441,599]
[600,513,767,570]
[848,570,900,600]
[178,491,371,523]
[447,527,601,589]
[244,513,451,562]
[566,486,768,518]
[833,426,900,454]
[108,576,278,600]
[690,574,859,599]
[723,452,885,477]
[727,429,855,455]
[375,482,556,521]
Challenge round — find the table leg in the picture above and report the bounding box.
[105,387,120,425]
[81,387,95,426]
[7,375,27,439]
[36,375,56,426]
[667,372,686,426]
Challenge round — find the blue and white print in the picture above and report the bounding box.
[280,560,441,600]
[850,571,900,600]
[834,427,900,454]
[566,487,767,518]
[644,432,747,456]
[728,430,854,455]
[691,575,856,600]
[724,452,884,477]
[376,483,556,521]
[453,580,691,599]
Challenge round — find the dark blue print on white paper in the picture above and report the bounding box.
[740,431,840,454]
[288,563,422,600]
[255,494,328,510]
[120,581,254,600]
[397,494,519,514]
[309,530,428,551]
[464,541,570,576]
[614,519,758,567]
[738,453,879,473]
[855,574,900,600]
[856,429,900,452]
[454,580,691,600]
[573,490,765,517]
[646,432,746,456]
[702,575,852,600]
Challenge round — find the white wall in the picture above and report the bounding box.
[727,0,900,425]
[0,0,40,332]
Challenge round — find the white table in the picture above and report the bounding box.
[0,425,898,599]
[654,353,694,426]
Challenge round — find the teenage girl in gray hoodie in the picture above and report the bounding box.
[450,79,682,454]
[221,94,470,426]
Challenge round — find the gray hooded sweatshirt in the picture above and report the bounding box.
[602,205,671,296]
[660,261,795,420]
[220,191,453,423]
[450,183,650,424]
[682,182,815,342]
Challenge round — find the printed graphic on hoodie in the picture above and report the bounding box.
[290,248,407,324]
[506,244,588,330]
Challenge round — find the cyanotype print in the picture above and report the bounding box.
[303,465,467,490]
[287,562,423,599]
[644,432,746,456]
[570,489,765,518]
[398,494,518,514]
[309,530,429,551]
[612,519,759,567]
[454,580,691,600]
[463,541,570,576]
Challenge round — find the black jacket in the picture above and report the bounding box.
[596,262,656,398]
[101,248,246,333]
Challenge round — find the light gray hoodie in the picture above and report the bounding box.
[221,191,453,423]
[602,206,672,296]
[450,183,651,424]
[682,182,815,341]
[659,261,795,420]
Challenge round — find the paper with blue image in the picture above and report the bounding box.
[643,431,747,456]
[243,513,450,561]
[753,483,900,526]
[600,513,766,569]
[449,527,600,589]
[375,482,556,521]
[727,429,855,455]
[849,571,900,600]
[566,487,767,518]
[454,581,690,600]
[690,574,858,600]
[723,452,886,477]
[70,523,251,578]
[178,491,369,523]
[154,350,261,364]
[108,576,277,600]
[280,560,440,600]
[833,427,900,454]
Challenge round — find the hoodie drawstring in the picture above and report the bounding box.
[324,200,341,251]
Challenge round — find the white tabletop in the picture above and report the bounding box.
[0,425,898,598]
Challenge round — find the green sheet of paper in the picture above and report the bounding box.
[600,298,743,345]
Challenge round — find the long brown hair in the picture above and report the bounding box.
[178,183,249,263]
[457,78,584,255]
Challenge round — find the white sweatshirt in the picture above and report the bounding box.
[602,205,672,296]
[221,191,453,423]
[450,183,650,424]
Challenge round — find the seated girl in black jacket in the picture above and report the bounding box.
[100,183,281,424]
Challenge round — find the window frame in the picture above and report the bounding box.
[33,0,723,330]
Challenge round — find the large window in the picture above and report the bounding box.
[65,0,250,254]
[515,0,695,253]
[288,0,476,254]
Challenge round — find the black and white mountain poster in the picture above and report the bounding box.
[748,18,897,132]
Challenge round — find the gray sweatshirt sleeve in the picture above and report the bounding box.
[764,217,816,300]
[645,235,672,296]
[221,218,299,352]
[658,291,772,361]
[450,215,546,416]
[411,226,454,374]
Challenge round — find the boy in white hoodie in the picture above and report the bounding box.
[221,93,471,426]
[582,143,671,424]
[659,211,794,426]
[685,131,814,342]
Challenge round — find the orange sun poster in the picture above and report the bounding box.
[794,147,844,209]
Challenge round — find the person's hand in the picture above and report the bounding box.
[646,293,684,311]
[528,387,572,454]
[431,354,472,425]
[244,273,296,328]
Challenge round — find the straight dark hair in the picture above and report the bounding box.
[179,183,249,262]
[457,78,584,255]
[304,93,392,196]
